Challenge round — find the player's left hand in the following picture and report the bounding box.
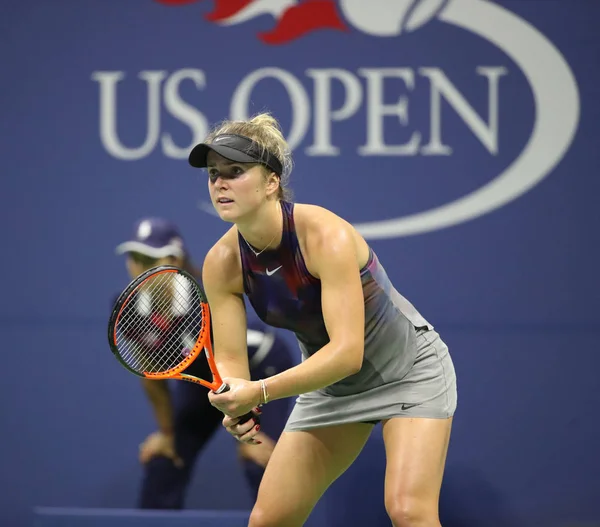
[208,377,261,418]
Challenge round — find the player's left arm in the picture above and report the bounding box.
[261,219,365,401]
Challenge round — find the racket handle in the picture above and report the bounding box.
[214,383,230,394]
[215,383,259,426]
[238,411,258,425]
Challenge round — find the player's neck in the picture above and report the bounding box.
[237,200,282,252]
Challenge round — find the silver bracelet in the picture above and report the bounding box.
[259,379,269,406]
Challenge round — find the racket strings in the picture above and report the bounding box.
[115,273,205,373]
[118,285,181,355]
[119,277,200,371]
[118,280,202,372]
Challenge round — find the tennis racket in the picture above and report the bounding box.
[107,265,255,424]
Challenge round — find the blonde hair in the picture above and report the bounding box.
[205,113,294,201]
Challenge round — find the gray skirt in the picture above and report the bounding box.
[284,328,457,431]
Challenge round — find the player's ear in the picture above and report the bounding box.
[265,171,280,197]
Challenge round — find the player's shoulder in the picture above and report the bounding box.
[204,226,238,264]
[203,226,242,292]
[293,203,355,244]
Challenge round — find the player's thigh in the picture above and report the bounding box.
[249,422,374,527]
[382,417,453,522]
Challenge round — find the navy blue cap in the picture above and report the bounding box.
[115,217,186,259]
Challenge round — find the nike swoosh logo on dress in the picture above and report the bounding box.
[266,266,282,276]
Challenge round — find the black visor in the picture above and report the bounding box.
[188,134,283,175]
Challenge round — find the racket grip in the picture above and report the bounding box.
[216,383,260,426]
[238,411,258,425]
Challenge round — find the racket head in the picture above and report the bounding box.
[107,265,221,390]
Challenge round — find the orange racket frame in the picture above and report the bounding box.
[108,266,228,394]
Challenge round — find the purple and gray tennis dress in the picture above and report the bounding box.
[239,201,457,430]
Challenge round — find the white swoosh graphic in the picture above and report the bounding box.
[216,0,297,26]
[266,265,282,276]
[356,0,580,239]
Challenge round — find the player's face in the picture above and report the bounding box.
[206,151,272,222]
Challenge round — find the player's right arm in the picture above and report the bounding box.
[202,230,251,381]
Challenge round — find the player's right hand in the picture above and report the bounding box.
[139,430,184,468]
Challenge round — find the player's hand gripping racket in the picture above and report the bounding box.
[107,265,255,424]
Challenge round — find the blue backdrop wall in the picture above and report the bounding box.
[1,1,599,526]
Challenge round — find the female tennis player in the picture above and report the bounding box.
[115,217,294,508]
[188,113,458,527]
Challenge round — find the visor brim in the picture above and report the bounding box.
[188,144,258,168]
